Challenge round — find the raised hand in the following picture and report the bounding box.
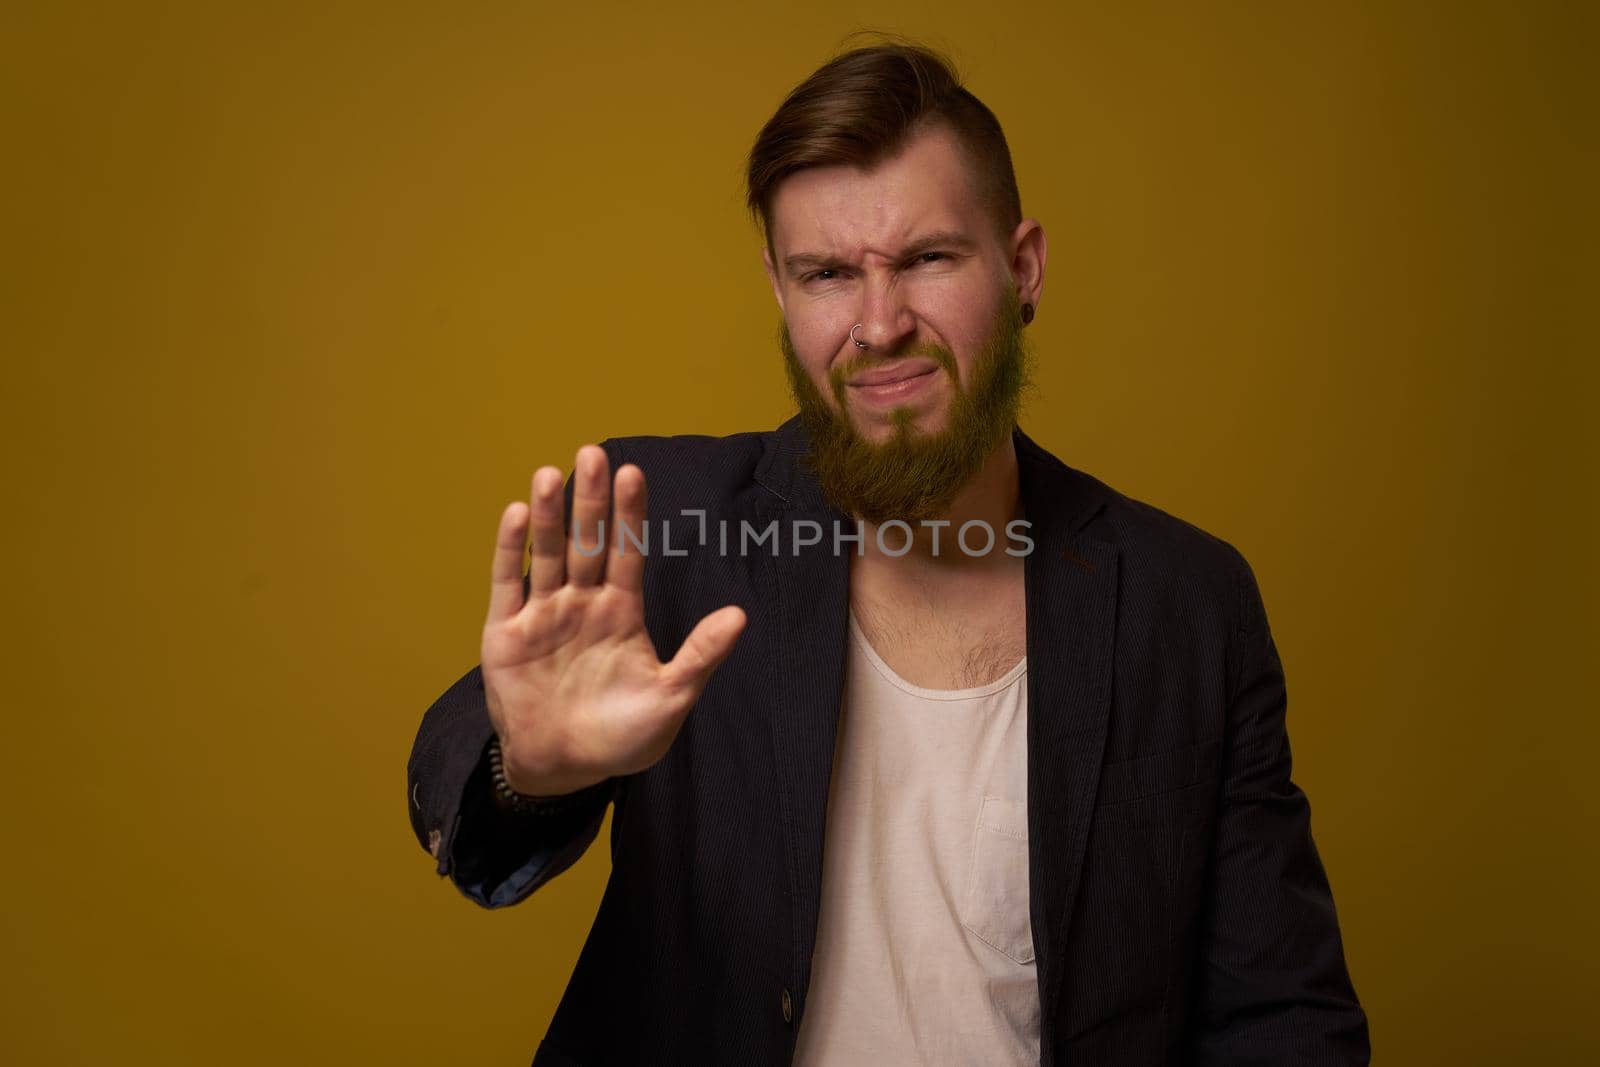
[481,444,747,797]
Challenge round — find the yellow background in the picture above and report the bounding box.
[3,2,1594,1063]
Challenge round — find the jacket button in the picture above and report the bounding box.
[781,988,793,1024]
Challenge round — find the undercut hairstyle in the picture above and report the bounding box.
[745,39,1024,252]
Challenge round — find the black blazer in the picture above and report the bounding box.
[407,416,1369,1066]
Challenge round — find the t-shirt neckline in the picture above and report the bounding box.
[847,609,1027,702]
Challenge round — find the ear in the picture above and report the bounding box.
[1008,218,1047,316]
[761,244,787,314]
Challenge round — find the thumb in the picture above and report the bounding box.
[662,605,747,698]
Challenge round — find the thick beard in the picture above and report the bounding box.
[779,288,1032,524]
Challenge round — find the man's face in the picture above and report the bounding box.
[761,122,1040,522]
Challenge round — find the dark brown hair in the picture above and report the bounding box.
[745,38,1023,251]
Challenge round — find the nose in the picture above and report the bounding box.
[851,272,916,354]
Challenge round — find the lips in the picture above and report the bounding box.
[848,360,940,387]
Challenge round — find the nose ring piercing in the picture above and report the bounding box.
[851,323,869,350]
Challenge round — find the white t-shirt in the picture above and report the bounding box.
[792,610,1040,1065]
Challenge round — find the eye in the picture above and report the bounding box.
[802,269,839,285]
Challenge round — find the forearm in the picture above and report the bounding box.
[406,664,613,908]
[449,734,613,908]
[1185,547,1369,1064]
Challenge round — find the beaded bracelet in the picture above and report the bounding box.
[486,736,607,814]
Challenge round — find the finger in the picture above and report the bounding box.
[566,444,612,587]
[661,605,747,699]
[605,463,648,594]
[487,501,530,622]
[527,466,567,597]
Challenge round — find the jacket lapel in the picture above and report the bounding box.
[754,417,851,1014]
[1014,428,1119,1061]
[753,417,1117,1048]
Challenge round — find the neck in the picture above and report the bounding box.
[857,431,1021,566]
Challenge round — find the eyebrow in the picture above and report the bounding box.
[782,230,979,276]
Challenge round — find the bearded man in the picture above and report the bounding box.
[406,41,1369,1067]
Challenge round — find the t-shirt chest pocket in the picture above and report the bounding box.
[959,794,1035,965]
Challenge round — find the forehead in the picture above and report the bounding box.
[767,124,990,258]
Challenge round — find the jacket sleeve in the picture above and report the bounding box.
[1185,548,1371,1065]
[405,663,614,908]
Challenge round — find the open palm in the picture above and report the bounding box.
[481,445,747,797]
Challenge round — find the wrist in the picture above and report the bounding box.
[486,736,605,814]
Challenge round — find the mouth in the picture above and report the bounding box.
[848,360,940,388]
[845,361,941,406]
